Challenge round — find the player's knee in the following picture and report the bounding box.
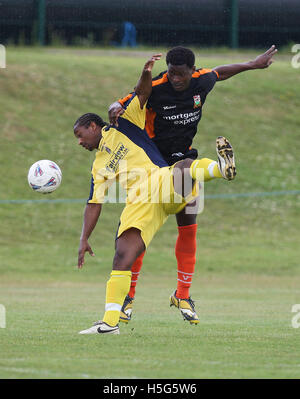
[113,249,130,269]
[113,246,140,271]
[182,158,194,169]
[175,158,193,172]
[113,228,144,270]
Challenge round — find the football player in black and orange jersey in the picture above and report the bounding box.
[108,45,277,325]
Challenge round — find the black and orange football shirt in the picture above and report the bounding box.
[119,68,219,165]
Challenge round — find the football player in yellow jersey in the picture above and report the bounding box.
[75,54,236,335]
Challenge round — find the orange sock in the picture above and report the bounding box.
[175,224,197,299]
[128,251,145,298]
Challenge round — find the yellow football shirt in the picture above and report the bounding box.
[87,94,198,247]
[88,95,169,205]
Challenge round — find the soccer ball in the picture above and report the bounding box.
[27,160,62,194]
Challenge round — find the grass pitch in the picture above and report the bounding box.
[1,274,300,379]
[0,47,300,379]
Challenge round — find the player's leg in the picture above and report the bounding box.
[112,226,144,323]
[190,136,236,181]
[119,156,220,324]
[112,228,145,271]
[129,252,145,299]
[169,159,200,324]
[175,189,198,303]
[119,193,169,324]
[170,206,199,324]
[102,228,145,327]
[169,137,236,324]
[79,228,145,335]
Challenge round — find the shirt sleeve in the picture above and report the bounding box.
[203,70,218,94]
[121,94,147,130]
[212,69,219,80]
[193,68,218,95]
[87,173,108,204]
[209,71,219,91]
[87,157,115,204]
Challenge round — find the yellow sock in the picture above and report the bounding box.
[189,158,222,181]
[103,270,131,327]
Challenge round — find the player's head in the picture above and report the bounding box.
[73,113,106,151]
[166,46,196,91]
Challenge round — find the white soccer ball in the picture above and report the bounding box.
[27,160,62,194]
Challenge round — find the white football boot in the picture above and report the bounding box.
[78,321,120,335]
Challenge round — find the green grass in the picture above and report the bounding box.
[1,274,300,379]
[0,47,300,379]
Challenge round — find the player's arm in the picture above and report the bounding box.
[135,53,162,108]
[108,54,162,125]
[213,45,277,81]
[77,203,102,269]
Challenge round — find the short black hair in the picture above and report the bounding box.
[73,113,107,130]
[166,46,195,69]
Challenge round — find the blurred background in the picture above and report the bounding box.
[0,0,300,49]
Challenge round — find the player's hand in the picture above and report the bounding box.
[77,239,95,269]
[108,101,125,127]
[251,45,277,69]
[144,53,162,72]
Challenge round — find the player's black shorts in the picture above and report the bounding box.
[167,148,198,166]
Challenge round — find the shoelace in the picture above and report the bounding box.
[186,297,196,310]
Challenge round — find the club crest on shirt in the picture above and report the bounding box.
[103,145,112,154]
[100,141,112,154]
[193,95,202,108]
[105,142,129,173]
